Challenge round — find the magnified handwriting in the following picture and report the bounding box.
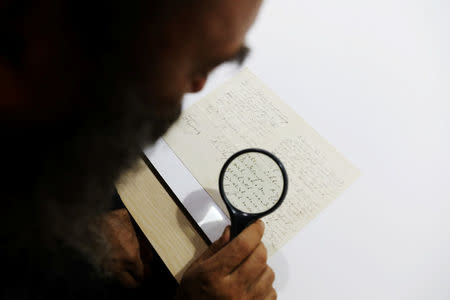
[222,152,283,214]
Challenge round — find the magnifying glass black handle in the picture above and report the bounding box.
[219,148,289,240]
[229,212,260,239]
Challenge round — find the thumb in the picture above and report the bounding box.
[197,226,230,262]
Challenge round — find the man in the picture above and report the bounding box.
[1,0,276,299]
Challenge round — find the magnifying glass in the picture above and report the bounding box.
[219,148,288,238]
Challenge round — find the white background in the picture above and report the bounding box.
[145,0,450,299]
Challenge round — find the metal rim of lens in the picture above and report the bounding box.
[219,148,288,216]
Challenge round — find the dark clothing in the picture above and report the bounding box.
[2,126,178,298]
[2,238,178,299]
[1,190,178,299]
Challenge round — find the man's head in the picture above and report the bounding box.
[2,0,261,127]
[2,0,262,269]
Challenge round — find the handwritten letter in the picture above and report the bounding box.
[164,68,359,255]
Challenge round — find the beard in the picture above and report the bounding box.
[38,83,182,270]
[3,68,183,281]
[2,0,186,282]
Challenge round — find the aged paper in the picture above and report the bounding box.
[164,68,360,255]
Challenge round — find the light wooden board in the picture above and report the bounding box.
[115,157,207,283]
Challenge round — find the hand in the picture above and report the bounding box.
[176,220,276,299]
[99,208,153,287]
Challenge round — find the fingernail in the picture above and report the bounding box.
[222,226,231,242]
[224,226,230,235]
[259,220,265,230]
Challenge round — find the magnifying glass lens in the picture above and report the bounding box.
[222,152,284,214]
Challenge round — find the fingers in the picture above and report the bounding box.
[132,258,145,283]
[196,226,231,262]
[231,242,267,280]
[116,271,140,288]
[209,220,265,274]
[178,220,275,300]
[248,265,276,299]
[210,226,231,253]
[263,288,277,300]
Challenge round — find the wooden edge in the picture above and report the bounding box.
[115,156,208,283]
